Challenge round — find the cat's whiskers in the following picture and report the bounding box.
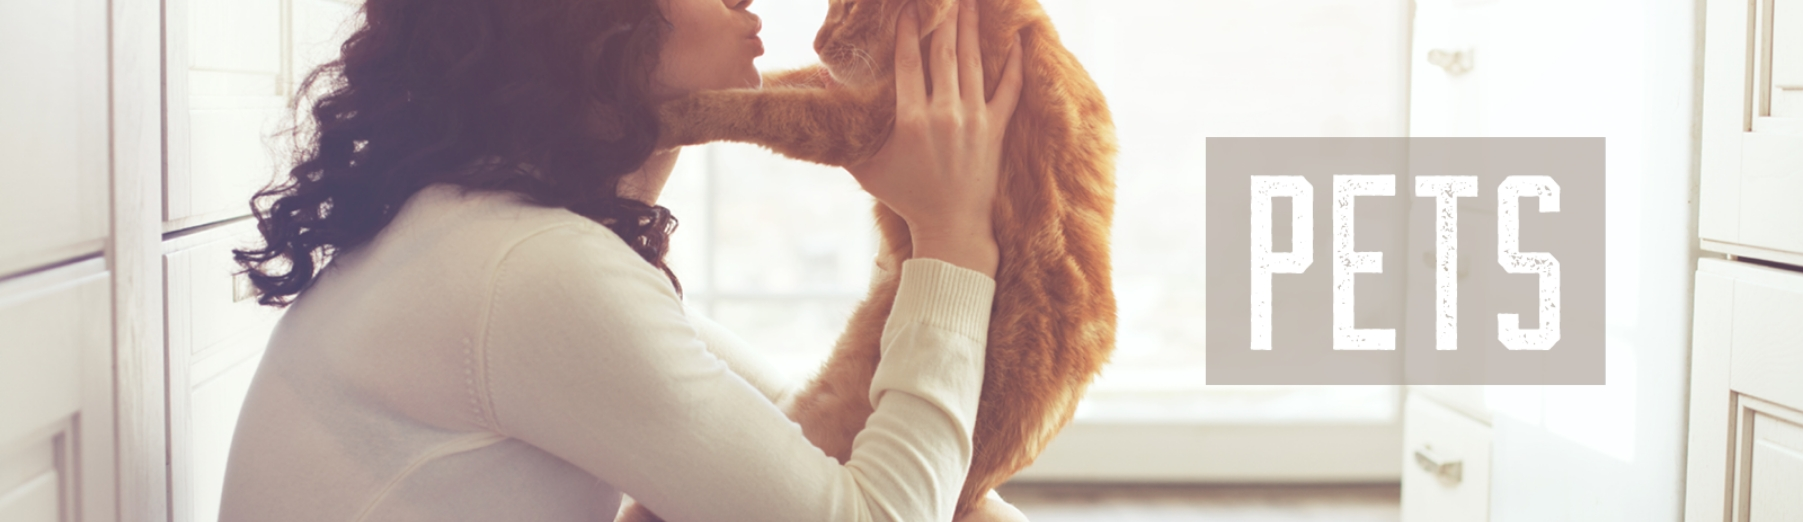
[849,46,878,81]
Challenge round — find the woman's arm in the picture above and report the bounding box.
[479,223,993,522]
[683,310,799,407]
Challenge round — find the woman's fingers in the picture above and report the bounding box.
[956,0,984,108]
[987,34,1025,123]
[894,6,926,109]
[927,1,960,104]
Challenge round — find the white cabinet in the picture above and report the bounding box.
[1401,393,1491,522]
[163,223,283,522]
[1687,0,1803,519]
[1697,0,1803,265]
[0,0,111,276]
[165,0,361,231]
[1743,408,1803,520]
[0,260,113,522]
[1687,259,1803,522]
[166,0,286,230]
[156,2,354,521]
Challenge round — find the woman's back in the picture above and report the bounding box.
[220,184,997,522]
[221,185,625,521]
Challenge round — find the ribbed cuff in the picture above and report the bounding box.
[884,258,997,347]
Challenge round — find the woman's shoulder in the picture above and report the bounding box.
[316,183,650,305]
[385,184,634,260]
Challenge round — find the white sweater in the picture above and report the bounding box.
[219,184,997,522]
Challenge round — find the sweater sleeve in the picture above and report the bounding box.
[683,309,799,408]
[478,224,994,522]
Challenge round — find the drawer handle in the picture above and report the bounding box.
[1413,445,1464,484]
[232,272,257,303]
[1427,48,1474,76]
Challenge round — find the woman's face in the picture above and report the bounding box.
[653,0,764,99]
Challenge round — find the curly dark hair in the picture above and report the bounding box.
[234,0,683,306]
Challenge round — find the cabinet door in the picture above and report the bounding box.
[0,260,113,522]
[0,0,111,277]
[1686,259,1803,522]
[166,0,363,232]
[1401,393,1491,522]
[1698,0,1803,263]
[163,223,284,522]
[165,0,287,230]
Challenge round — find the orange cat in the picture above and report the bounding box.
[631,0,1116,518]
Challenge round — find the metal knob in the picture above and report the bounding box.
[1414,445,1464,484]
[1427,48,1474,76]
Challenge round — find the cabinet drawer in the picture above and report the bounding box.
[166,0,288,229]
[171,96,286,227]
[1698,0,1803,261]
[1402,393,1490,522]
[0,0,110,277]
[187,0,282,75]
[1704,137,1803,261]
[1698,259,1803,409]
[164,222,284,382]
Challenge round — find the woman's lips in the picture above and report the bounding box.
[748,36,764,56]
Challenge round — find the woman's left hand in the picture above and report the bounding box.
[953,491,1031,522]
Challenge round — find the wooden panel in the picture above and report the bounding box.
[1767,0,1802,117]
[176,97,286,228]
[1686,261,1737,522]
[0,0,110,277]
[0,261,109,447]
[0,260,102,522]
[0,473,60,522]
[164,222,283,380]
[166,0,289,229]
[0,429,66,522]
[1401,394,1490,522]
[165,222,283,522]
[1698,0,1748,243]
[187,0,282,75]
[1726,262,1803,409]
[184,357,263,522]
[1705,0,1803,258]
[1735,134,1803,256]
[113,0,168,518]
[1747,411,1803,520]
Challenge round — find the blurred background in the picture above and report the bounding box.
[657,0,1701,520]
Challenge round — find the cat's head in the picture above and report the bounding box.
[812,0,956,87]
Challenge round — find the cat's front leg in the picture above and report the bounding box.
[761,64,836,89]
[656,86,893,168]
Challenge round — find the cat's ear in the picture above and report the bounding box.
[911,0,957,35]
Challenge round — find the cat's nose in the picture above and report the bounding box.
[813,28,829,55]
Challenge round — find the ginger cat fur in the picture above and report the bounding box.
[623,0,1116,519]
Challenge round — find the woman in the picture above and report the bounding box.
[218,0,1027,520]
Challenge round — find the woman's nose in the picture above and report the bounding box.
[728,0,753,10]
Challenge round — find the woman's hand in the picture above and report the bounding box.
[953,491,1031,522]
[845,0,1025,278]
